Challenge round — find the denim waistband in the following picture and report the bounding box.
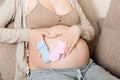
[29,59,93,80]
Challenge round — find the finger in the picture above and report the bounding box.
[61,53,67,58]
[65,42,72,53]
[65,43,75,55]
[61,45,73,58]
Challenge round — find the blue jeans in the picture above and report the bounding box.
[29,59,120,80]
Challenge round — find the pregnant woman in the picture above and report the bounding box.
[0,0,119,80]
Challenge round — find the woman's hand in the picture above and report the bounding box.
[59,25,82,56]
[30,28,58,56]
[30,28,52,45]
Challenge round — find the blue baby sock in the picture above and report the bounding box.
[37,40,50,63]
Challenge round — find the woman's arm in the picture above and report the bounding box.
[73,0,95,41]
[0,0,31,43]
[53,0,95,55]
[0,28,31,43]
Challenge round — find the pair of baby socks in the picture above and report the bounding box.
[37,40,67,63]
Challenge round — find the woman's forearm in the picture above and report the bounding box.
[0,28,31,43]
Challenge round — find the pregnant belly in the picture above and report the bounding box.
[29,25,90,69]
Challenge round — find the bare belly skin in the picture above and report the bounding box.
[29,25,90,69]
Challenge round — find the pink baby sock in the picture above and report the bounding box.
[49,41,67,62]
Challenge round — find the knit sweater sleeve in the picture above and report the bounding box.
[0,0,31,43]
[72,0,95,41]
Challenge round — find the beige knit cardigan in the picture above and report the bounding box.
[0,0,95,80]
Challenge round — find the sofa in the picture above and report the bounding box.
[0,0,120,80]
[94,0,120,78]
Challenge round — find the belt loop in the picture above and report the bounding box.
[76,69,85,80]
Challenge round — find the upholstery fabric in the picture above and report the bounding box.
[95,0,120,78]
[0,22,16,80]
